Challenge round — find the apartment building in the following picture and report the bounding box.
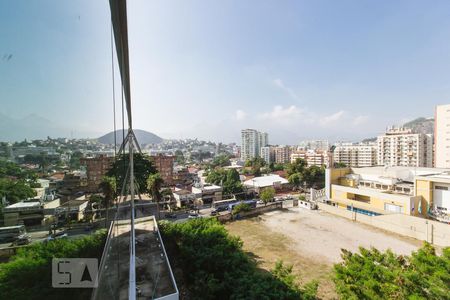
[274,145,292,164]
[240,129,268,161]
[435,104,450,168]
[333,142,377,167]
[260,146,274,164]
[80,155,113,193]
[377,127,432,167]
[298,140,329,151]
[151,154,175,186]
[290,150,328,167]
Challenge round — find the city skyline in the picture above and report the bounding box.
[1,1,450,144]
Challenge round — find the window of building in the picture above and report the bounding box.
[435,186,449,190]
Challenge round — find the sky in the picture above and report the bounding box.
[1,0,450,144]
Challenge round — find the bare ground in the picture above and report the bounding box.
[225,207,422,299]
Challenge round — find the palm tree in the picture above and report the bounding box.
[147,173,164,220]
[100,176,117,227]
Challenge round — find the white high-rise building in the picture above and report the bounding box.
[333,142,377,167]
[377,127,433,167]
[298,140,329,151]
[260,146,274,164]
[435,104,450,168]
[240,129,269,161]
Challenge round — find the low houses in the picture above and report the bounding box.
[2,198,60,226]
[191,184,223,205]
[243,174,289,193]
[55,198,89,222]
[325,166,450,220]
[173,189,196,208]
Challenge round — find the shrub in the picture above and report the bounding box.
[160,218,317,299]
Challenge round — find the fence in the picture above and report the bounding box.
[318,203,450,247]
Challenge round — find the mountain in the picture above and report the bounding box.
[0,113,75,142]
[97,129,164,145]
[403,117,434,135]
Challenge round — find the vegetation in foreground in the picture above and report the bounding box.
[0,230,107,300]
[334,243,450,300]
[160,218,318,300]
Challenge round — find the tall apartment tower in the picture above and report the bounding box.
[435,104,450,168]
[377,127,433,167]
[241,129,269,161]
[274,145,292,164]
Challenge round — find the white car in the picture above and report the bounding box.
[188,213,199,219]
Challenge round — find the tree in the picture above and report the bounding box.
[99,176,117,226]
[288,173,304,190]
[0,178,37,204]
[333,162,347,168]
[286,158,307,177]
[147,173,164,219]
[206,168,244,198]
[260,187,275,205]
[232,202,251,214]
[107,153,157,194]
[210,154,231,168]
[159,218,317,300]
[334,243,450,300]
[174,150,185,165]
[0,230,106,300]
[69,151,83,170]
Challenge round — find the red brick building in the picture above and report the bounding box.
[80,155,113,192]
[151,154,175,186]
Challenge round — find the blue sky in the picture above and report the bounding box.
[1,0,450,144]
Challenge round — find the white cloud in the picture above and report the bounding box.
[320,110,346,126]
[259,105,303,121]
[273,78,301,101]
[235,109,247,120]
[353,115,369,125]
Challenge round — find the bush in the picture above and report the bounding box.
[0,230,107,300]
[232,202,251,214]
[334,243,450,300]
[160,218,317,299]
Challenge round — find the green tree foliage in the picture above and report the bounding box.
[245,157,266,168]
[287,159,307,177]
[69,151,83,170]
[107,153,157,194]
[0,179,37,204]
[286,159,325,189]
[232,202,251,214]
[147,173,164,219]
[334,243,450,300]
[174,149,185,165]
[99,176,117,207]
[260,187,275,205]
[0,161,40,204]
[206,168,244,197]
[159,218,317,300]
[333,162,347,168]
[0,230,106,300]
[210,154,231,168]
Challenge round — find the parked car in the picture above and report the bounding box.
[257,200,264,205]
[165,213,177,219]
[11,234,31,246]
[210,210,218,216]
[188,213,199,219]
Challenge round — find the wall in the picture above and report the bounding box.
[415,179,432,218]
[318,203,450,247]
[216,202,283,223]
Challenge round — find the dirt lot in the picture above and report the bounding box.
[225,207,422,299]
